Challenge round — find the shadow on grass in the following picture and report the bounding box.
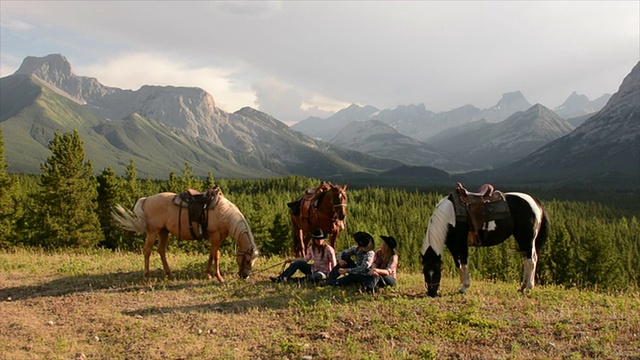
[0,262,238,301]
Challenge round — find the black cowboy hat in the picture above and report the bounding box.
[312,228,328,239]
[380,235,398,251]
[353,231,374,248]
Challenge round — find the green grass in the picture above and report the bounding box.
[1,249,638,359]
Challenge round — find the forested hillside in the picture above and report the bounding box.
[1,129,638,293]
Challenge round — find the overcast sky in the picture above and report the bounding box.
[1,1,638,125]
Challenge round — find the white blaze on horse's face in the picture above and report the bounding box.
[237,249,255,279]
[420,197,455,298]
[330,185,348,221]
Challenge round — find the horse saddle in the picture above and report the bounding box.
[287,181,331,217]
[173,187,220,239]
[453,182,510,246]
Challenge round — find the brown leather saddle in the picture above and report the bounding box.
[287,181,331,217]
[452,182,510,246]
[173,187,220,239]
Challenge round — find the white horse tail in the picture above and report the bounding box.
[112,198,148,233]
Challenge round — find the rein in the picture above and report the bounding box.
[248,260,287,275]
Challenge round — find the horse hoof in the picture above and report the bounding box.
[459,288,467,294]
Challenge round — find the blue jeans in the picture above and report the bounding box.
[363,274,396,292]
[326,258,370,287]
[278,260,327,282]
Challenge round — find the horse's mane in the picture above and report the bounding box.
[213,197,257,254]
[420,197,454,256]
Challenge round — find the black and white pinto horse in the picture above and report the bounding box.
[420,192,549,297]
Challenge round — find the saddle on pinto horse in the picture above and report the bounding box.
[172,187,220,239]
[287,181,331,217]
[452,182,510,246]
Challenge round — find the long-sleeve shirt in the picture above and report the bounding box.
[373,251,399,280]
[336,246,375,275]
[303,245,337,273]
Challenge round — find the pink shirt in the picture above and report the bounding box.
[303,244,337,273]
[373,251,399,280]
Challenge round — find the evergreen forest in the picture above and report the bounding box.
[1,129,638,293]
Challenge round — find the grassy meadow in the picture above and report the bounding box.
[1,249,639,360]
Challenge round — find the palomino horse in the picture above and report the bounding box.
[112,186,258,282]
[420,183,549,297]
[289,182,348,257]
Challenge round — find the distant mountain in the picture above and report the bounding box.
[294,91,533,145]
[368,104,436,140]
[554,91,611,120]
[328,120,472,171]
[428,104,574,169]
[291,104,379,141]
[1,54,401,179]
[475,61,640,187]
[482,91,533,123]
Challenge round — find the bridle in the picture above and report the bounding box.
[236,244,256,273]
[329,187,348,214]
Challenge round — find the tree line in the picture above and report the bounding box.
[1,129,638,293]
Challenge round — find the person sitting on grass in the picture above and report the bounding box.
[364,235,399,293]
[325,231,375,287]
[270,228,337,283]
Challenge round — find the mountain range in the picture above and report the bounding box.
[0,54,637,188]
[1,54,399,179]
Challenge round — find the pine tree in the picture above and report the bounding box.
[0,128,21,248]
[265,213,291,256]
[123,159,141,208]
[96,167,125,249]
[204,171,215,190]
[32,130,103,248]
[178,162,203,191]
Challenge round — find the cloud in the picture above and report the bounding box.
[75,52,256,113]
[252,77,347,124]
[1,1,637,121]
[211,1,284,19]
[0,18,33,31]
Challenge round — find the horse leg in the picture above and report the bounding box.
[157,228,172,278]
[520,249,538,292]
[206,233,224,282]
[329,233,337,250]
[294,227,305,257]
[458,263,471,294]
[143,231,159,280]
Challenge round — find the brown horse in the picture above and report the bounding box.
[112,186,258,282]
[289,182,348,257]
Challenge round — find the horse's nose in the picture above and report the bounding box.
[427,287,438,298]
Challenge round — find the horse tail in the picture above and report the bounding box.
[112,198,148,233]
[535,205,550,253]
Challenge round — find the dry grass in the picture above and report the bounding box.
[1,249,639,360]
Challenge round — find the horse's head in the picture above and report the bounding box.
[328,183,348,221]
[421,247,442,298]
[236,244,258,279]
[420,197,454,298]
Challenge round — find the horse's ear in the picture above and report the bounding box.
[343,183,348,190]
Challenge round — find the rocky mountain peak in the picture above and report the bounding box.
[15,54,74,80]
[13,54,115,104]
[554,91,609,119]
[492,91,531,110]
[575,61,640,138]
[482,91,532,123]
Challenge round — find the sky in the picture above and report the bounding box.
[1,1,638,125]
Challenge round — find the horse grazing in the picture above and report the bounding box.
[112,186,258,282]
[288,181,348,257]
[420,183,549,297]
